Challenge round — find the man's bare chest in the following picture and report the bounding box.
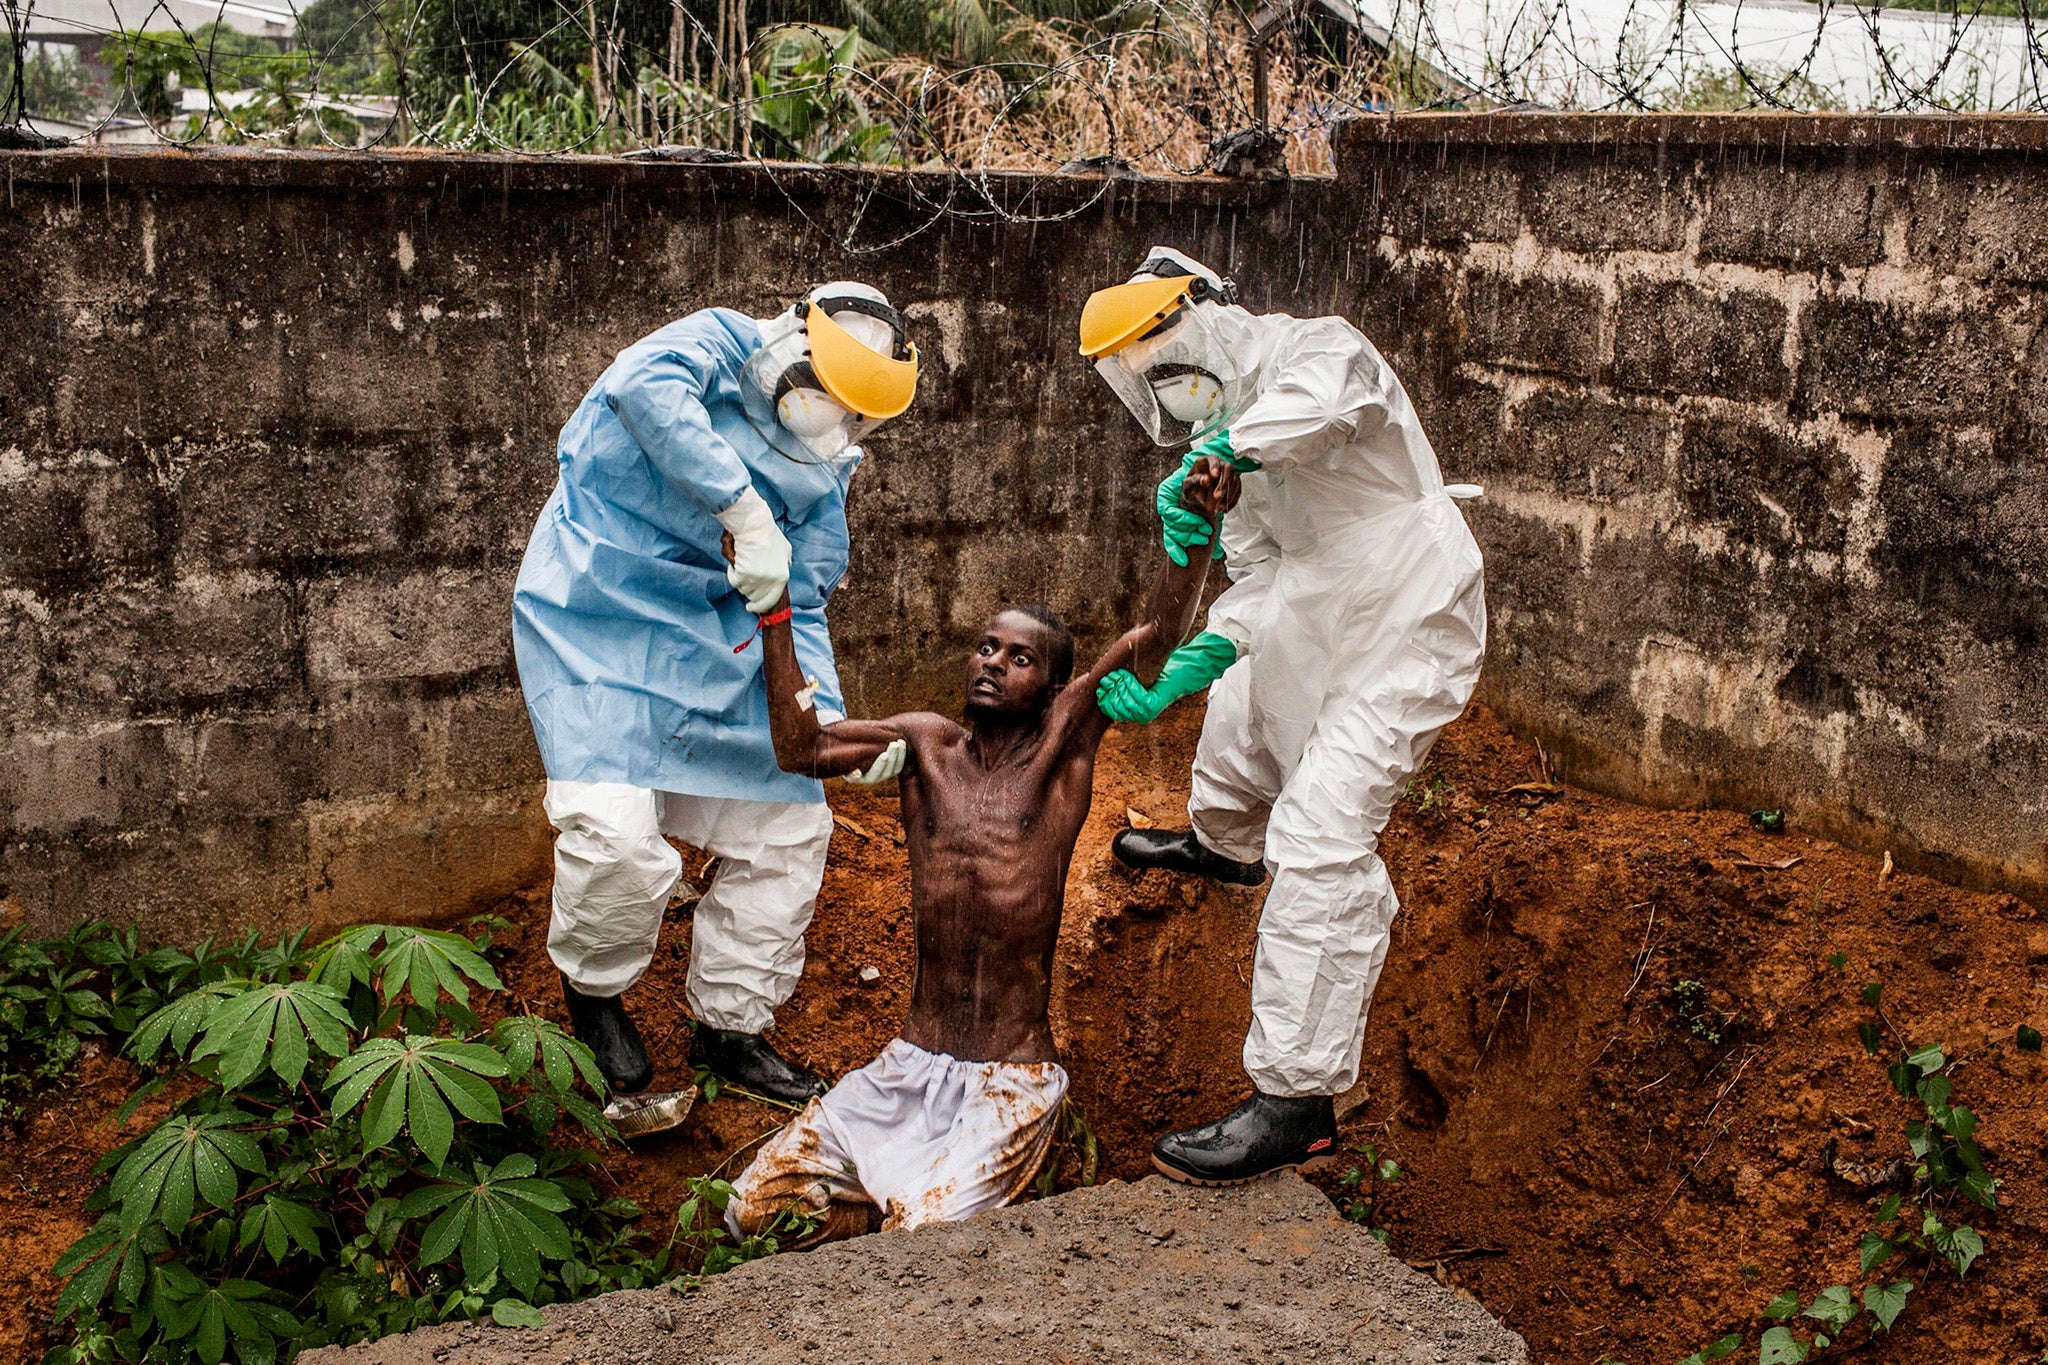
[908,751,1086,852]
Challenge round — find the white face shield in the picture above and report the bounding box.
[744,283,914,462]
[1092,298,1256,447]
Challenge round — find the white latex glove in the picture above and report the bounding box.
[714,487,792,614]
[843,738,906,786]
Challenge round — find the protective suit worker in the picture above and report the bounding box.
[1081,248,1486,1184]
[513,283,918,1104]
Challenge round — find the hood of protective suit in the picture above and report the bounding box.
[745,281,916,462]
[1084,246,1280,447]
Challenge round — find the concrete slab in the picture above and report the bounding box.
[305,1173,1527,1365]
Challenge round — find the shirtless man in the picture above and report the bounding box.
[723,457,1240,1240]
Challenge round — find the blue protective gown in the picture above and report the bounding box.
[512,309,852,805]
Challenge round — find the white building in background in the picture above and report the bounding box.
[23,0,299,48]
[1329,0,2048,110]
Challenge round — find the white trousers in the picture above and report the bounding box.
[543,780,834,1034]
[1190,645,1469,1098]
[726,1039,1069,1237]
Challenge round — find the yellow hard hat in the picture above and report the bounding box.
[1077,273,1199,360]
[805,301,919,420]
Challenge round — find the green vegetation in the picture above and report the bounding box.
[1673,978,1726,1045]
[1658,981,2004,1365]
[100,23,366,142]
[1669,66,1845,111]
[31,920,795,1365]
[1336,1142,1401,1240]
[1034,1100,1102,1198]
[1403,767,1458,818]
[0,45,98,120]
[1,922,193,1122]
[1869,0,2032,16]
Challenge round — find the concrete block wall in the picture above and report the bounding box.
[1335,114,2048,904]
[3,119,2043,940]
[0,151,1357,941]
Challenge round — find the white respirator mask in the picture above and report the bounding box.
[746,281,918,462]
[1079,247,1258,447]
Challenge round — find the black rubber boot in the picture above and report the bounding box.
[690,1026,830,1105]
[559,974,654,1096]
[1112,828,1267,886]
[1152,1092,1339,1186]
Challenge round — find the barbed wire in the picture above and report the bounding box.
[4,0,2047,250]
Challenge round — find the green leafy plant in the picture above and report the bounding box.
[1673,978,1724,1045]
[1673,1333,1741,1365]
[669,1174,806,1275]
[1034,1099,1101,1199]
[40,922,762,1365]
[747,25,899,163]
[1402,767,1456,818]
[1,921,219,1123]
[1706,983,2001,1363]
[1336,1143,1401,1241]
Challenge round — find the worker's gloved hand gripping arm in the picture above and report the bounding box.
[1097,632,1239,723]
[606,340,793,614]
[1098,449,1247,723]
[1123,428,1253,720]
[1155,430,1261,567]
[715,488,793,614]
[721,534,906,786]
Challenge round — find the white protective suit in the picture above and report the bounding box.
[1187,307,1487,1099]
[544,782,836,1033]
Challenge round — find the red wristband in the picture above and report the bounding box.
[733,606,795,653]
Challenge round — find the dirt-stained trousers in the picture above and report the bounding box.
[1189,644,1473,1098]
[543,780,834,1035]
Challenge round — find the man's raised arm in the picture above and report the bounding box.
[1079,455,1242,700]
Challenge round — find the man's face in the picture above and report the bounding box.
[963,611,1058,723]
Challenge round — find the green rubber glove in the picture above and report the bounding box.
[1155,453,1221,568]
[1095,632,1241,724]
[1189,427,1261,473]
[1157,430,1263,568]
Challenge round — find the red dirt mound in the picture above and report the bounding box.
[6,704,2043,1364]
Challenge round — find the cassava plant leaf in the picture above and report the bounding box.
[307,926,382,991]
[129,981,240,1065]
[237,1195,328,1265]
[492,1014,606,1096]
[106,1111,265,1233]
[372,929,502,1013]
[399,1154,576,1296]
[327,1033,507,1166]
[190,980,354,1088]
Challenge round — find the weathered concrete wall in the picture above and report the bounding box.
[1335,114,2048,904]
[4,117,2045,940]
[0,150,1358,941]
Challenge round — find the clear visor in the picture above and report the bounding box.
[1093,302,1245,447]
